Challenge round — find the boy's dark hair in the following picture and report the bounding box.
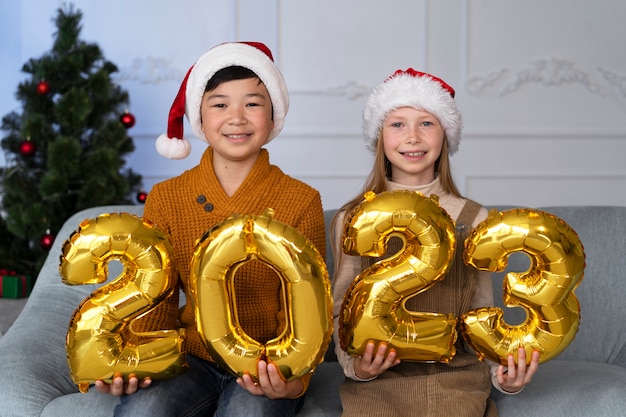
[204,65,272,120]
[204,66,262,92]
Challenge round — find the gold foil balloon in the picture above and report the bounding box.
[189,208,333,381]
[462,208,585,365]
[59,213,187,393]
[340,190,458,362]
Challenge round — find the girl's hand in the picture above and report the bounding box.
[94,373,152,396]
[236,360,304,399]
[497,348,540,393]
[353,341,401,380]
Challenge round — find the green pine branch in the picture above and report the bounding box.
[0,4,143,278]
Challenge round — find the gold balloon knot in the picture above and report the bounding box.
[427,193,440,203]
[262,207,275,219]
[243,218,255,234]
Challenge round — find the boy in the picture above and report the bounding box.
[97,42,326,417]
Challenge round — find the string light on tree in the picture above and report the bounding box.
[120,110,136,128]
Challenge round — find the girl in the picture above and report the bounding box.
[331,68,540,417]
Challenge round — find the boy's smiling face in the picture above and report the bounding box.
[200,77,274,166]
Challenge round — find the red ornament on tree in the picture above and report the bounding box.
[19,139,36,157]
[136,190,148,204]
[40,230,55,250]
[37,80,50,95]
[120,110,136,128]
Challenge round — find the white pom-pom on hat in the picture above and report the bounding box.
[156,42,289,159]
[362,68,462,155]
[156,133,191,160]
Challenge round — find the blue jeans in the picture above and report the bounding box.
[114,355,304,417]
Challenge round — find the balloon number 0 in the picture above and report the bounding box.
[189,209,333,381]
[59,213,187,393]
[340,191,585,365]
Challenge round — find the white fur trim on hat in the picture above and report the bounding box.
[156,42,289,159]
[156,133,191,160]
[362,69,462,155]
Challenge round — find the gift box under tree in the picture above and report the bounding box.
[0,270,33,298]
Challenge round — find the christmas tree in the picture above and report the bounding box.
[0,5,142,278]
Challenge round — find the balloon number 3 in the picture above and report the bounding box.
[340,191,585,365]
[189,208,333,381]
[60,213,187,393]
[340,190,459,362]
[462,208,585,365]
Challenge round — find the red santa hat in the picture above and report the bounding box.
[156,42,289,159]
[362,68,462,155]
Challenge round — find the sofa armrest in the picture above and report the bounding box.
[0,205,142,416]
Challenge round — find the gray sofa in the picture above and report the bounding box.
[0,204,624,416]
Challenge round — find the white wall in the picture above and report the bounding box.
[2,0,625,209]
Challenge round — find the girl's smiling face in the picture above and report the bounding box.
[382,106,444,186]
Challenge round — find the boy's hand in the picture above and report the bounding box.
[95,373,152,396]
[236,360,304,399]
[353,341,401,380]
[497,348,540,393]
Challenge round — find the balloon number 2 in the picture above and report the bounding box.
[59,213,187,393]
[340,190,459,362]
[340,191,585,365]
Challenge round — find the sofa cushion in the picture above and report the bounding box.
[492,359,626,417]
[0,206,144,416]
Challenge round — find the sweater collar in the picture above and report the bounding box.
[196,147,275,207]
[385,177,451,206]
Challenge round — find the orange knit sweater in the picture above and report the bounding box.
[138,147,326,380]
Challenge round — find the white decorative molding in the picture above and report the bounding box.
[465,68,507,96]
[113,60,373,101]
[326,81,371,100]
[114,57,185,84]
[466,57,606,96]
[290,80,371,100]
[460,1,625,100]
[460,129,626,139]
[597,67,626,98]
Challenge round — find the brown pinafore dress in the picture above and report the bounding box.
[339,200,498,417]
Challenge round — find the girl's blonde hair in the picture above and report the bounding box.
[330,130,462,278]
